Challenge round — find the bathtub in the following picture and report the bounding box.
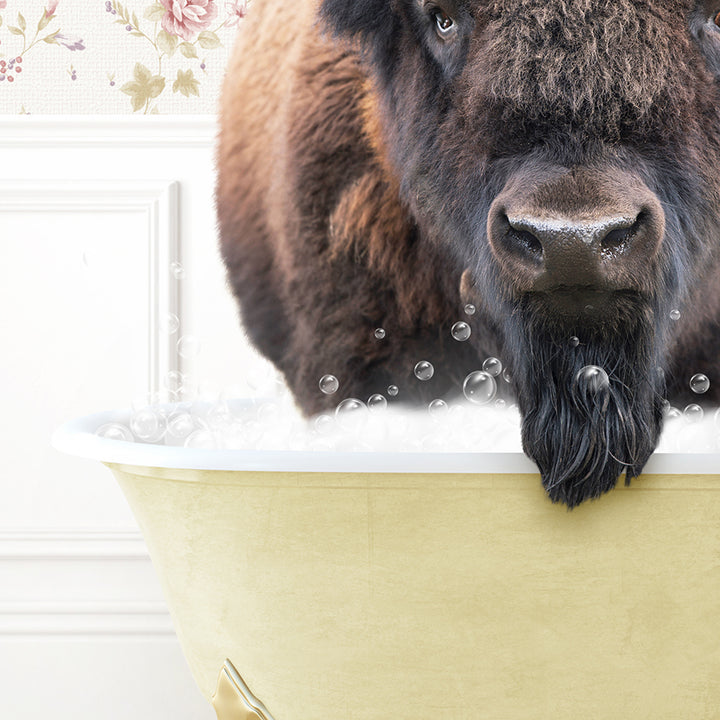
[53,404,720,720]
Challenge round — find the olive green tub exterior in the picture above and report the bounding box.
[107,462,720,720]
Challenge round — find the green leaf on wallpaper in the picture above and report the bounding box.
[0,15,4,28]
[133,62,152,85]
[8,26,24,36]
[132,11,140,28]
[147,76,165,98]
[172,68,200,97]
[17,12,26,32]
[42,31,59,43]
[157,30,178,56]
[115,2,129,23]
[144,4,166,22]
[131,31,144,37]
[197,31,221,49]
[37,11,53,32]
[121,63,166,112]
[121,82,146,112]
[178,42,198,58]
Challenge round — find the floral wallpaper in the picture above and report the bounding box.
[0,0,247,113]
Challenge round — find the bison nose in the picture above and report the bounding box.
[487,173,665,295]
[501,212,649,288]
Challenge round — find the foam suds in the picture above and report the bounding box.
[97,394,522,452]
[95,391,720,455]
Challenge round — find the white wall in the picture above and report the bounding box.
[0,116,274,719]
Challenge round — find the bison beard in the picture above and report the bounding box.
[506,298,666,508]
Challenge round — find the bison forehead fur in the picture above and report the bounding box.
[217,0,720,506]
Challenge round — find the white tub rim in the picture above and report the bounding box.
[51,403,720,476]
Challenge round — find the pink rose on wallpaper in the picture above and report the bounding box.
[225,0,247,26]
[160,0,218,42]
[0,0,7,9]
[46,0,59,15]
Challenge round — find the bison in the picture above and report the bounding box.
[216,0,720,506]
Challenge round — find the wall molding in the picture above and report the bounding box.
[0,178,180,398]
[0,529,147,560]
[0,530,175,637]
[0,601,174,636]
[0,115,217,147]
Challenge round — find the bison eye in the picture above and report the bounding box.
[430,7,456,37]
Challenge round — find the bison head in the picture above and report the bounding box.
[321,0,720,505]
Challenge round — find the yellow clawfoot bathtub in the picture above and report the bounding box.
[54,407,720,719]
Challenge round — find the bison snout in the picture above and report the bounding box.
[487,168,665,299]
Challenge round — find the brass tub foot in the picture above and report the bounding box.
[212,660,276,720]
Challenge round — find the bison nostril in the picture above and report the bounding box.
[503,214,543,262]
[600,212,645,256]
[600,226,632,253]
[510,228,543,258]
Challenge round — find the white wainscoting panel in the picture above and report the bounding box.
[0,116,270,720]
[0,530,214,719]
[0,179,180,529]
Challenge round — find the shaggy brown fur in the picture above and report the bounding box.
[217,0,720,505]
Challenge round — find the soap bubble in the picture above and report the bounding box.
[574,365,610,395]
[96,423,134,442]
[495,399,506,410]
[176,376,198,400]
[683,404,704,422]
[206,402,234,431]
[319,374,339,394]
[164,370,186,394]
[463,371,497,405]
[569,336,580,348]
[166,412,195,441]
[177,335,201,358]
[374,328,386,340]
[387,385,399,397]
[414,361,434,381]
[664,406,682,420]
[130,407,165,441]
[170,261,186,280]
[451,321,471,341]
[690,373,710,394]
[184,429,218,449]
[335,398,368,431]
[502,368,512,384]
[670,309,681,321]
[464,303,476,315]
[428,398,449,418]
[313,414,334,435]
[162,312,180,335]
[482,357,503,377]
[367,393,387,412]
